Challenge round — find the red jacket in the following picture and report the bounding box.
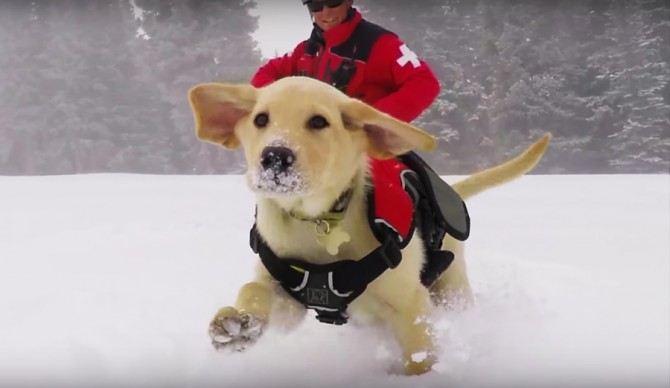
[251,9,440,123]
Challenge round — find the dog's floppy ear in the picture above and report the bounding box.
[341,99,437,159]
[188,83,257,149]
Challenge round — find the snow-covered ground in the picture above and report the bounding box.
[0,174,667,388]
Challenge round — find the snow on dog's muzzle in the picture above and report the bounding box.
[251,146,306,195]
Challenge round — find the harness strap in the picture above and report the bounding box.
[250,225,401,325]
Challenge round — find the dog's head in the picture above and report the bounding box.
[188,76,435,202]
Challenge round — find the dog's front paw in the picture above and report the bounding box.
[404,351,436,376]
[208,306,265,352]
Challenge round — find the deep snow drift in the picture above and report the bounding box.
[0,174,667,387]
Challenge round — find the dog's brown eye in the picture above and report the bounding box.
[308,115,329,130]
[254,113,269,128]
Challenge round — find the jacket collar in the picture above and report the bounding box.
[313,8,362,48]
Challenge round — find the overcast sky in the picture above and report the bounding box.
[251,0,313,58]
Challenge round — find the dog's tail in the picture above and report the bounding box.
[452,133,552,200]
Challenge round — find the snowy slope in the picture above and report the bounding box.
[0,174,668,388]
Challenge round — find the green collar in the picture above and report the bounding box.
[288,188,353,224]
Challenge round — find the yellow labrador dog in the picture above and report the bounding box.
[188,76,550,375]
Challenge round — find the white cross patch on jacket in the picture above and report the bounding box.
[396,44,421,68]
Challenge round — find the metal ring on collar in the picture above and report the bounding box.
[315,219,331,236]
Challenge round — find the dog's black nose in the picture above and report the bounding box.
[260,146,295,173]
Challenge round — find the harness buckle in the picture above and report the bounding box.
[316,311,349,325]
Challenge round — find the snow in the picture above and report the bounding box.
[412,351,429,363]
[0,173,668,388]
[251,0,311,59]
[251,165,305,194]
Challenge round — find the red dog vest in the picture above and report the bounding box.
[368,158,416,247]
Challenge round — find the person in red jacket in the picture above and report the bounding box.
[251,0,440,123]
[251,0,469,290]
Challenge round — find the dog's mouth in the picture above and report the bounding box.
[249,166,307,196]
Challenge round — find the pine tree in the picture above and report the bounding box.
[0,0,165,174]
[598,0,670,173]
[131,0,263,174]
[0,1,47,174]
[353,0,670,174]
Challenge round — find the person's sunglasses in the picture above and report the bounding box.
[305,0,345,13]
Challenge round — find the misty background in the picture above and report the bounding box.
[0,0,668,176]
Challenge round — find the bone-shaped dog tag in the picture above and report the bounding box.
[316,223,351,255]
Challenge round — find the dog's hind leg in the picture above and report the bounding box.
[388,287,436,375]
[429,134,552,307]
[429,239,474,306]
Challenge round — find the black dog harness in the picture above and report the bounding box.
[250,157,470,325]
[251,223,402,325]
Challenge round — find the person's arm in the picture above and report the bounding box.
[251,42,307,88]
[368,35,440,123]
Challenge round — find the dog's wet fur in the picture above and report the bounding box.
[188,76,551,375]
